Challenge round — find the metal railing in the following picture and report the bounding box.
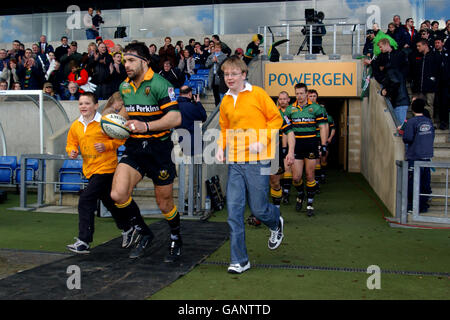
[396,160,450,225]
[257,22,366,60]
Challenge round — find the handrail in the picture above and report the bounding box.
[257,22,366,58]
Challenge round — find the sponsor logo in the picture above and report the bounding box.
[158,170,169,180]
[419,124,431,132]
[122,88,131,95]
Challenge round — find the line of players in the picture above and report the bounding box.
[248,83,335,225]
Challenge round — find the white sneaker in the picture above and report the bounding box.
[268,216,284,250]
[227,261,251,274]
[67,238,90,254]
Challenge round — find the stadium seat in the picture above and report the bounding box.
[117,145,126,157]
[15,158,39,184]
[196,69,209,76]
[59,159,85,192]
[0,156,18,184]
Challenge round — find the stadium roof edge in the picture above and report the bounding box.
[1,0,302,15]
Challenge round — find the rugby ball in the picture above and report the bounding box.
[100,114,130,139]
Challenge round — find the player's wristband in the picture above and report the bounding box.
[145,122,150,133]
[281,147,288,157]
[320,145,327,153]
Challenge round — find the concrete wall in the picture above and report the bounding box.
[360,80,405,216]
[348,98,362,173]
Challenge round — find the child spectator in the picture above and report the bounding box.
[66,92,132,253]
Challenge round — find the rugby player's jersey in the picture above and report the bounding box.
[279,107,293,136]
[284,101,327,139]
[119,68,179,140]
[328,114,335,131]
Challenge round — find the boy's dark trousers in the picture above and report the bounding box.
[78,173,130,243]
[407,159,431,212]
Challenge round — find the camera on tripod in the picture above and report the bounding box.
[301,9,325,35]
[298,8,326,55]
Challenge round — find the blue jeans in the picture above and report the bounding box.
[86,29,96,40]
[226,162,280,265]
[394,105,408,124]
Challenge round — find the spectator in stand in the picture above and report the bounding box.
[403,98,434,213]
[378,38,410,124]
[387,23,402,46]
[32,43,49,75]
[208,41,215,55]
[0,59,20,89]
[109,52,127,92]
[419,28,434,49]
[363,29,375,58]
[0,49,9,73]
[178,49,195,80]
[243,34,263,65]
[443,20,450,43]
[158,37,177,69]
[47,60,66,96]
[17,57,44,90]
[0,80,7,90]
[63,81,81,100]
[212,35,232,56]
[60,41,83,78]
[20,48,33,67]
[201,37,211,52]
[43,82,61,100]
[193,42,208,68]
[8,40,24,62]
[68,61,89,93]
[393,15,403,30]
[45,52,57,80]
[89,42,114,100]
[176,85,207,157]
[411,39,442,121]
[234,48,244,60]
[12,82,21,90]
[92,9,104,36]
[175,40,184,66]
[185,38,196,57]
[392,15,406,48]
[84,7,98,40]
[433,37,449,130]
[430,21,440,41]
[401,18,420,52]
[38,35,54,55]
[95,36,103,46]
[148,44,160,72]
[158,60,184,88]
[55,36,70,61]
[205,41,227,106]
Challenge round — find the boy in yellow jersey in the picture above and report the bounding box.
[216,56,284,274]
[66,92,130,254]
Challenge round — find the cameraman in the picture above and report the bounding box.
[302,11,326,54]
[176,85,207,157]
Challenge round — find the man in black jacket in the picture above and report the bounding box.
[411,39,442,121]
[54,36,69,62]
[176,85,207,157]
[158,60,184,88]
[433,37,450,130]
[378,38,410,124]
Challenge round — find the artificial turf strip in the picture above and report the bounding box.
[0,170,449,300]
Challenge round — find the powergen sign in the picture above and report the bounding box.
[264,62,358,97]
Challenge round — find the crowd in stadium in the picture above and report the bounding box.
[363,16,450,130]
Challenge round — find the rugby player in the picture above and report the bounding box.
[285,84,328,217]
[109,42,183,261]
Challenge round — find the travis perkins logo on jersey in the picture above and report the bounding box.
[126,105,160,113]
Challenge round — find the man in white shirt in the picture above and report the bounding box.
[83,8,97,40]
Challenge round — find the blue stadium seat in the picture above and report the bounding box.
[0,156,18,184]
[196,69,209,76]
[59,159,85,192]
[117,145,126,157]
[15,158,39,184]
[189,80,205,95]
